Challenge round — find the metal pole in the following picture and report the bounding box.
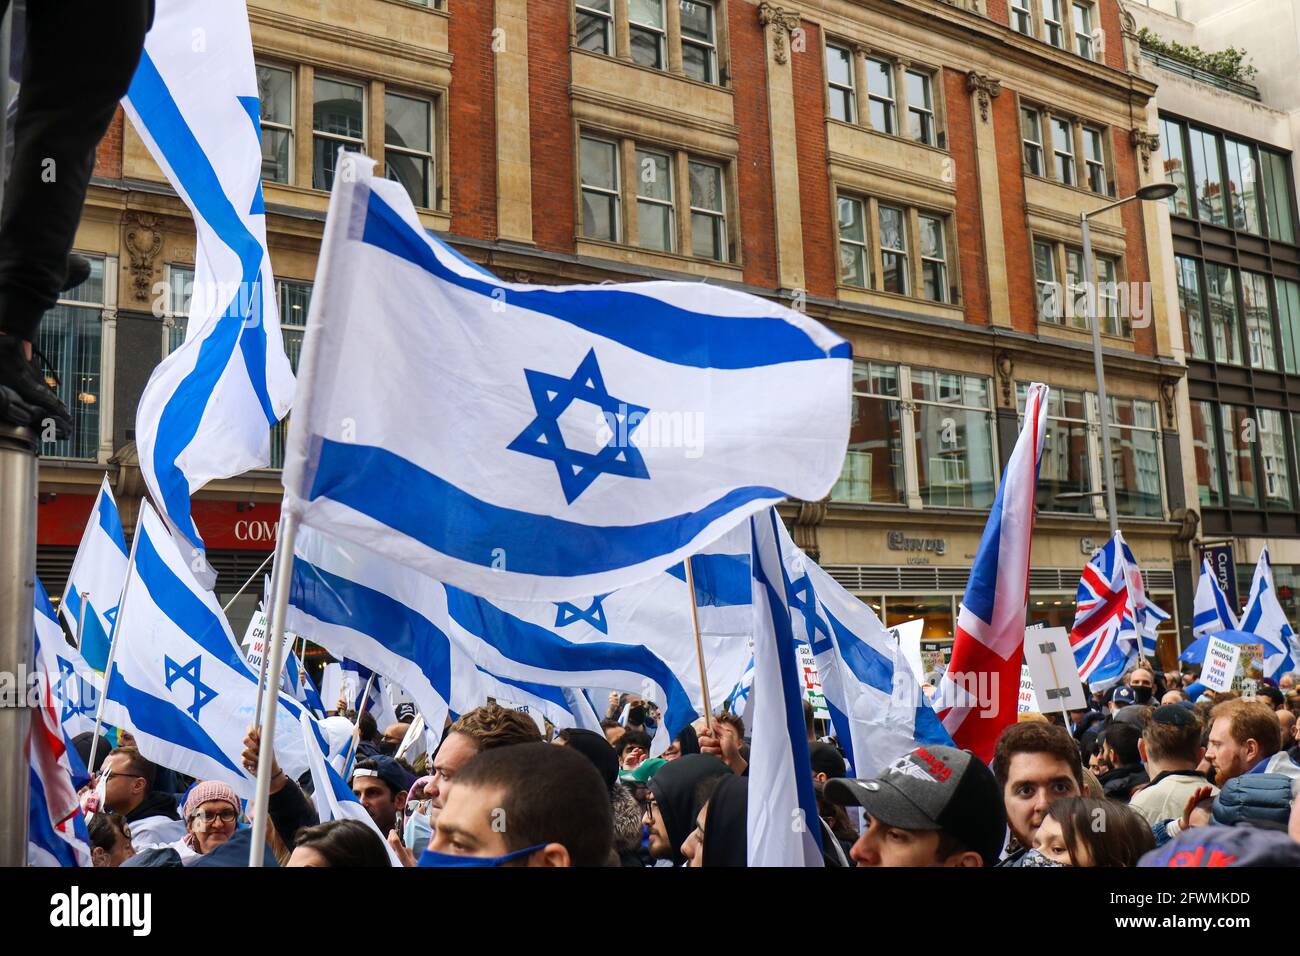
[340,671,377,775]
[248,508,299,867]
[250,516,288,731]
[75,591,88,651]
[0,422,37,867]
[86,504,146,775]
[221,548,274,613]
[1081,212,1121,539]
[684,558,714,722]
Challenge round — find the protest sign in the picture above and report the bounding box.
[1017,665,1037,714]
[888,619,926,685]
[795,643,830,720]
[1023,626,1087,713]
[1201,636,1239,693]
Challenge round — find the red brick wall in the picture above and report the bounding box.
[93,109,125,179]
[944,68,991,326]
[1099,0,1127,72]
[985,0,1010,27]
[992,90,1037,334]
[448,0,498,240]
[729,2,778,289]
[527,0,576,254]
[790,21,834,298]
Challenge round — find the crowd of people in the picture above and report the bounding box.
[71,670,1300,868]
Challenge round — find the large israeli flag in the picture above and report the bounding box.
[124,0,295,579]
[1193,556,1239,641]
[100,502,309,797]
[281,152,850,601]
[1239,547,1299,679]
[300,716,401,865]
[764,511,953,780]
[748,509,823,867]
[59,476,129,675]
[36,581,100,739]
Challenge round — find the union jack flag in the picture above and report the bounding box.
[1070,532,1149,690]
[935,383,1049,761]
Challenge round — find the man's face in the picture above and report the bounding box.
[1003,752,1080,847]
[101,754,146,814]
[1206,716,1255,784]
[188,800,237,854]
[92,823,135,868]
[681,805,706,867]
[428,732,481,812]
[1161,691,1185,706]
[381,722,410,753]
[849,815,945,867]
[1128,669,1154,690]
[428,783,513,859]
[643,793,671,859]
[1280,675,1295,691]
[604,725,626,747]
[351,775,404,834]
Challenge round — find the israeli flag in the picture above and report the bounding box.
[1138,603,1170,660]
[1193,555,1240,640]
[281,152,850,601]
[100,501,309,797]
[765,509,952,780]
[36,581,101,739]
[1239,548,1299,679]
[124,0,295,581]
[722,655,755,728]
[301,716,401,865]
[59,476,129,675]
[748,509,824,867]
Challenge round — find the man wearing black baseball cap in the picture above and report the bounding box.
[825,744,1006,867]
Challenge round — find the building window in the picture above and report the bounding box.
[1034,240,1058,322]
[837,196,868,288]
[1109,396,1163,518]
[636,148,675,252]
[1240,271,1277,371]
[1071,2,1095,59]
[1221,403,1258,508]
[878,204,908,295]
[680,1,718,83]
[1175,255,1207,361]
[1277,278,1300,375]
[689,159,727,261]
[163,265,193,355]
[825,43,856,123]
[1223,137,1262,235]
[918,214,948,303]
[1161,117,1192,218]
[313,77,365,192]
[1260,148,1297,243]
[35,257,105,461]
[912,369,996,509]
[905,70,935,146]
[1043,0,1065,48]
[1082,126,1106,194]
[1259,408,1292,509]
[629,0,667,70]
[1189,401,1222,508]
[575,0,614,54]
[255,64,293,185]
[1010,0,1033,35]
[269,280,312,469]
[1188,126,1226,226]
[1018,384,1093,514]
[1051,117,1075,186]
[1095,255,1125,336]
[384,93,434,209]
[835,361,905,504]
[1022,107,1044,176]
[1205,262,1242,365]
[580,136,621,242]
[866,58,895,135]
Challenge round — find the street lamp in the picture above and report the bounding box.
[1080,181,1178,539]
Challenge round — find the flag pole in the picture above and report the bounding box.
[87,503,146,774]
[341,671,378,774]
[251,515,288,733]
[221,549,274,613]
[684,558,714,722]
[75,591,89,652]
[248,508,300,868]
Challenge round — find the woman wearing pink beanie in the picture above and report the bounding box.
[181,781,241,858]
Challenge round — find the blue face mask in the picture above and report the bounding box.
[417,843,548,868]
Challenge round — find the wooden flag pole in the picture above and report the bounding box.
[684,558,714,722]
[75,591,89,652]
[341,671,378,775]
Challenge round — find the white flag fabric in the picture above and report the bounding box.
[747,509,824,867]
[59,475,129,676]
[101,501,309,797]
[124,0,294,578]
[1239,547,1299,679]
[36,581,100,740]
[1192,556,1239,641]
[766,512,953,780]
[281,152,850,600]
[300,716,401,865]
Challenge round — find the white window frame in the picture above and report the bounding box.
[1072,2,1096,59]
[825,42,857,124]
[837,194,869,289]
[628,0,668,70]
[1033,240,1059,324]
[1022,106,1044,176]
[1083,125,1106,194]
[679,0,719,84]
[255,62,294,186]
[635,147,676,253]
[918,213,948,303]
[688,157,728,262]
[580,135,622,242]
[1043,0,1065,48]
[865,57,896,136]
[1010,0,1033,35]
[383,92,435,210]
[1051,115,1076,186]
[575,0,614,55]
[312,75,367,192]
[905,69,935,147]
[878,203,909,296]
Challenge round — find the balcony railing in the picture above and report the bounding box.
[1142,50,1261,101]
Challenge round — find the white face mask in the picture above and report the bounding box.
[403,805,433,856]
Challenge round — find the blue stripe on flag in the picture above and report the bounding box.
[308,437,784,578]
[821,605,895,696]
[96,494,129,557]
[667,553,751,606]
[359,189,850,369]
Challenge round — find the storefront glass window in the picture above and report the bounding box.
[1109,397,1163,518]
[1221,403,1258,508]
[834,362,905,504]
[911,369,996,509]
[1018,384,1092,515]
[884,595,954,641]
[1190,401,1223,508]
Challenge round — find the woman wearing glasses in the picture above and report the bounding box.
[178,782,242,863]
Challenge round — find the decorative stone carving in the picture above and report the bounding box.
[995,351,1014,408]
[1131,128,1162,175]
[758,3,801,65]
[1171,507,1200,544]
[1159,376,1179,428]
[791,496,829,563]
[966,71,1002,124]
[123,212,164,304]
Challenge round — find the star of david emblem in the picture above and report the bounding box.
[56,659,81,722]
[554,594,611,634]
[102,605,119,632]
[507,348,650,504]
[164,654,218,721]
[789,574,832,652]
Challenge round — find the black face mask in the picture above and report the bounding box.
[627,705,647,726]
[377,739,399,757]
[1133,686,1153,705]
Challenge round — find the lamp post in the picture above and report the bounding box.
[1079,180,1178,539]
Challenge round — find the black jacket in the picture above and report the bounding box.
[125,789,180,824]
[269,778,319,848]
[1099,763,1149,802]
